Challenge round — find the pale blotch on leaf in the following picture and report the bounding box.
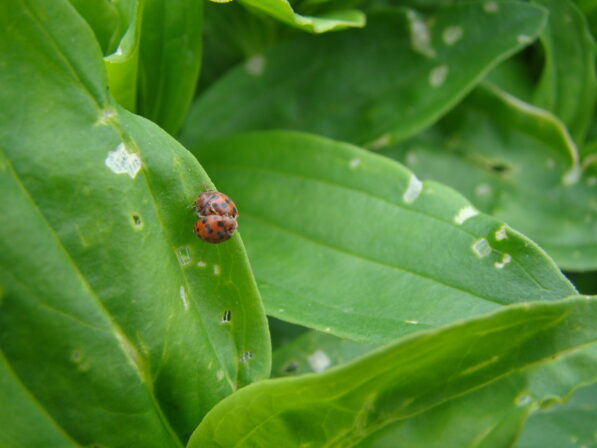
[213,264,221,276]
[495,225,508,241]
[406,151,418,166]
[278,308,285,313]
[179,286,189,310]
[516,393,533,407]
[494,253,512,269]
[105,143,141,179]
[404,320,419,325]
[176,246,192,266]
[407,9,436,58]
[349,157,361,168]
[403,174,423,204]
[367,133,391,149]
[197,260,207,268]
[453,206,479,225]
[472,238,491,258]
[483,1,499,13]
[96,106,116,126]
[442,26,463,46]
[475,183,491,196]
[517,34,533,45]
[429,65,449,88]
[240,351,254,363]
[245,54,265,76]
[324,327,332,333]
[308,350,331,373]
[216,370,225,381]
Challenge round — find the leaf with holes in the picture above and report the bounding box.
[188,296,597,447]
[190,130,576,343]
[0,1,269,446]
[380,83,597,271]
[180,2,547,148]
[272,330,374,378]
[515,381,597,448]
[137,0,203,135]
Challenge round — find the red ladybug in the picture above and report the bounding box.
[193,191,238,219]
[194,215,238,244]
[192,191,239,244]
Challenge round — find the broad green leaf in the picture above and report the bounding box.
[192,130,576,343]
[272,330,374,377]
[181,2,547,148]
[516,381,597,448]
[188,296,597,447]
[137,0,203,135]
[70,0,143,111]
[380,83,597,271]
[210,0,365,33]
[0,0,269,445]
[532,0,597,147]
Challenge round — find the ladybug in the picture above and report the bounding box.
[194,215,238,244]
[193,190,238,219]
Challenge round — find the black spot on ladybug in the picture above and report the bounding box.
[217,221,225,228]
[202,217,208,224]
[207,226,213,234]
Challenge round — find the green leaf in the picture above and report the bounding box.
[0,0,269,445]
[70,0,143,111]
[192,130,576,343]
[137,0,203,135]
[532,0,597,147]
[516,381,597,448]
[188,295,597,447]
[181,2,547,148]
[380,83,597,271]
[212,0,366,33]
[272,330,374,377]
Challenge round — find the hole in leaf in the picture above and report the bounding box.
[130,213,143,229]
[488,162,510,175]
[221,310,232,322]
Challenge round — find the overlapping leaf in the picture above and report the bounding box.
[380,83,597,271]
[192,130,576,343]
[137,0,203,135]
[208,0,365,33]
[181,2,547,148]
[0,1,269,445]
[189,296,597,447]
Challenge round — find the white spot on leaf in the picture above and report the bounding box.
[516,393,532,407]
[404,320,419,325]
[495,225,508,241]
[177,247,192,266]
[517,34,533,45]
[368,133,391,149]
[216,370,225,381]
[453,206,478,225]
[105,143,141,179]
[484,1,499,13]
[213,264,221,276]
[442,26,463,45]
[96,107,116,126]
[240,351,254,362]
[245,54,265,76]
[475,183,491,196]
[179,286,189,310]
[308,350,331,373]
[197,261,207,268]
[407,10,436,58]
[494,253,512,269]
[349,157,361,168]
[472,238,491,258]
[429,65,449,87]
[403,174,423,204]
